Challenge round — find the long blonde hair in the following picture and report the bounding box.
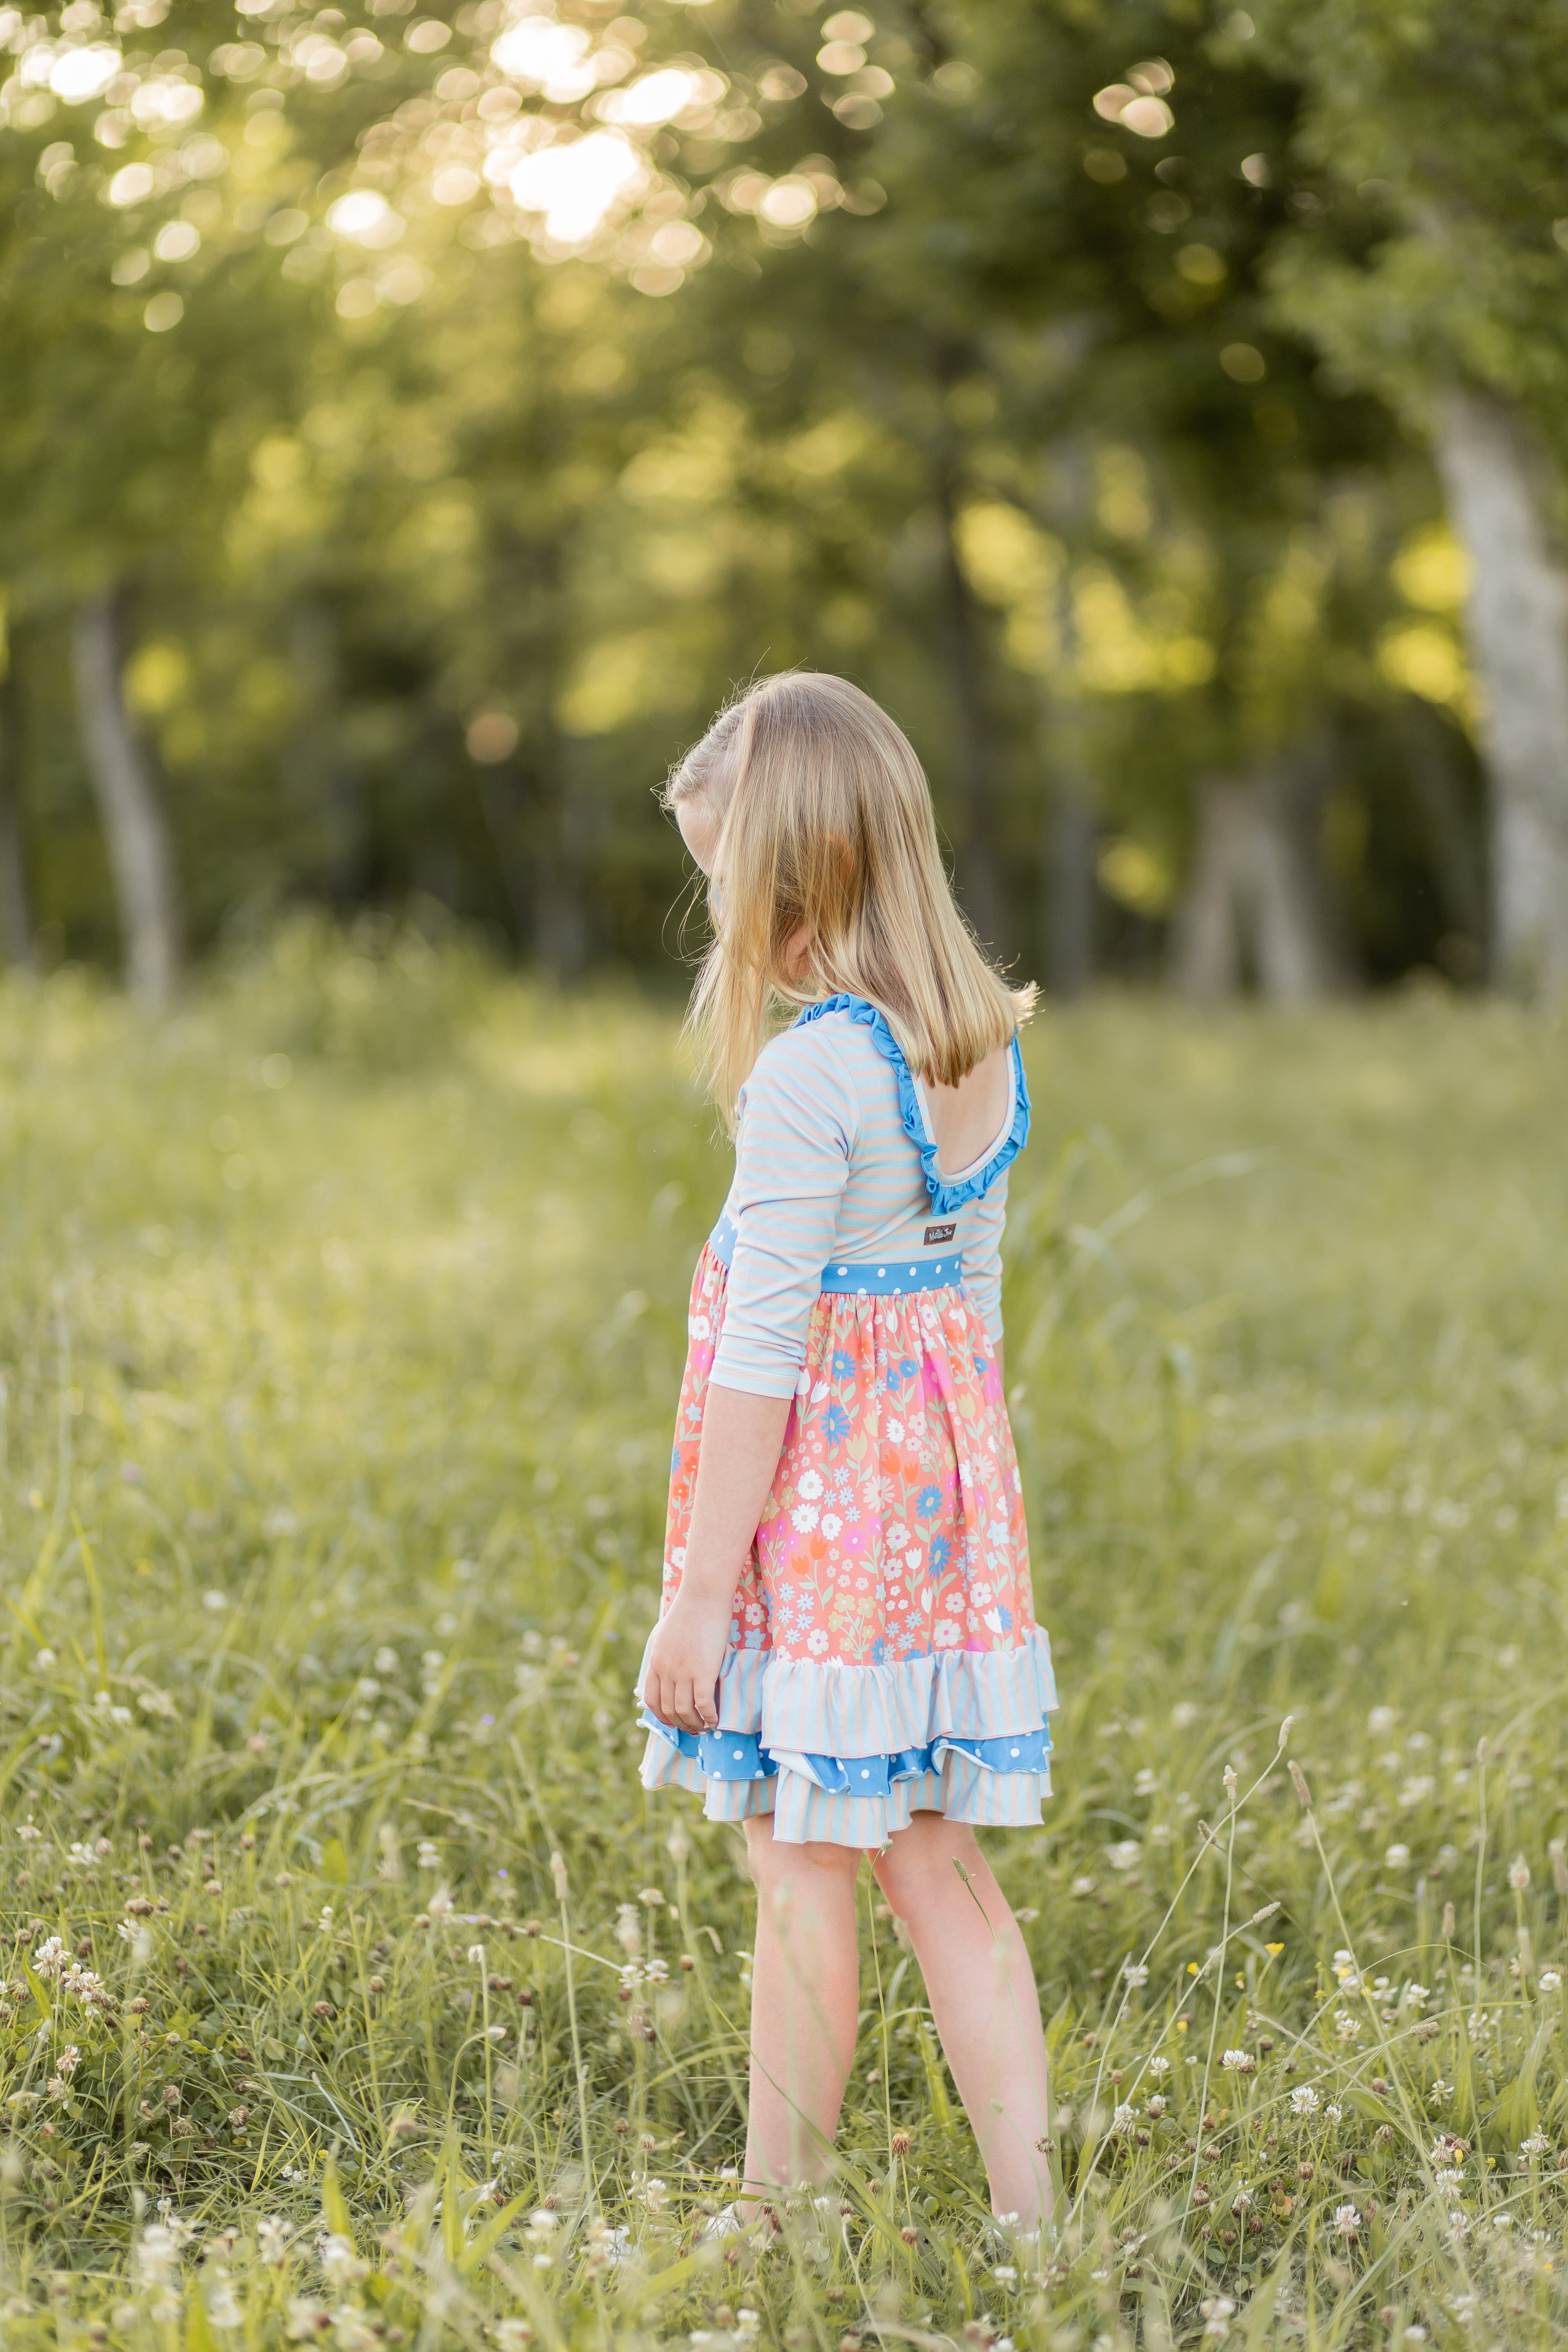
[663,673,1035,1127]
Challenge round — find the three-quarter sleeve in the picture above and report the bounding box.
[710,1026,860,1398]
[962,1169,1008,1352]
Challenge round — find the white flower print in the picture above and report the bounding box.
[797,1470,824,1501]
[885,1418,906,1444]
[933,1620,962,1649]
[807,1629,829,1656]
[972,1581,994,1606]
[943,1591,964,1612]
[821,1513,843,1540]
[791,1504,820,1532]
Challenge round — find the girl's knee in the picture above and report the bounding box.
[873,1815,983,1916]
[744,1817,861,1893]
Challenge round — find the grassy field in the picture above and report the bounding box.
[3,921,1568,2351]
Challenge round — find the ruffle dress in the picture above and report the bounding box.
[636,995,1057,1847]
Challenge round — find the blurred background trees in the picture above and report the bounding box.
[1,0,1562,1000]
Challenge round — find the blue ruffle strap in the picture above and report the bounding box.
[791,993,1030,1216]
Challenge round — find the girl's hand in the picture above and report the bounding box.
[643,1590,732,1735]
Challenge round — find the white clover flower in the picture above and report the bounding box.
[1434,2168,1463,2198]
[1220,2049,1254,2073]
[1200,2297,1235,2340]
[1334,2203,1361,2237]
[57,2046,80,2077]
[416,1841,440,1870]
[1539,1970,1562,1993]
[1111,2102,1136,2134]
[32,1937,69,1982]
[318,2234,368,2285]
[1335,2011,1362,2043]
[1123,1960,1149,1988]
[257,2218,291,2266]
[1325,2103,1344,2122]
[205,2273,243,2331]
[1148,2055,1170,2075]
[1147,2093,1167,2117]
[1508,1856,1531,1892]
[1428,2079,1452,2107]
[1290,2085,1321,2115]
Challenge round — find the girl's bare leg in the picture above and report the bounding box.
[873,1812,1052,2227]
[741,1814,862,2202]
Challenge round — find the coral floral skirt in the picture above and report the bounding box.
[636,1242,1057,1847]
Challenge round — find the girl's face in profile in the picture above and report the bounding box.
[677,793,812,977]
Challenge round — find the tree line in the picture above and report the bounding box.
[2,0,1566,1003]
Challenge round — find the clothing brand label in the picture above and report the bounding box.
[923,1222,957,1246]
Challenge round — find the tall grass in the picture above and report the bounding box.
[2,922,1567,2349]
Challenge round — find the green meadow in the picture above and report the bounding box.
[2,925,1567,2349]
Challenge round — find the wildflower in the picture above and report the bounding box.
[1385,1844,1410,1868]
[1335,2012,1362,2044]
[416,1842,440,1870]
[1220,2049,1254,2074]
[32,1937,69,1982]
[643,2178,668,2212]
[992,2265,1017,2284]
[1405,1982,1430,2009]
[1508,1856,1531,1892]
[1540,1970,1562,1993]
[1428,2080,1452,2108]
[205,2273,243,2331]
[1148,2055,1170,2075]
[1106,1841,1141,1872]
[285,2300,330,2339]
[136,2227,181,2291]
[257,2219,291,2266]
[1147,2095,1167,2118]
[467,1944,486,1966]
[1122,1961,1148,1988]
[494,2326,533,2351]
[1334,2204,1360,2238]
[318,2236,368,2287]
[1200,2296,1235,2339]
[56,2047,80,2078]
[1325,2104,1344,2122]
[1290,2084,1321,2115]
[1111,2104,1136,2134]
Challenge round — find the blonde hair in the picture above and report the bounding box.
[663,672,1035,1127]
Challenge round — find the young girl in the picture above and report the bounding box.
[637,673,1056,2230]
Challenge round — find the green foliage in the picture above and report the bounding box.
[0,0,1506,983]
[2,941,1568,2342]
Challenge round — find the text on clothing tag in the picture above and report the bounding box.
[923,1222,957,1246]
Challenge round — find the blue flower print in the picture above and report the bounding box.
[926,1534,952,1574]
[972,1352,989,1381]
[995,1604,1014,1633]
[915,1483,942,1523]
[831,1348,856,1381]
[826,1402,851,1445]
[871,1638,887,1666]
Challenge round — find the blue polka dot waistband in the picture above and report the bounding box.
[708,1213,964,1295]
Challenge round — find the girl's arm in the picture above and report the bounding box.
[642,1384,791,1733]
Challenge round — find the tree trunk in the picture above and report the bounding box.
[289,602,369,906]
[0,632,34,972]
[1432,387,1568,992]
[1173,748,1353,1001]
[1046,783,1096,996]
[934,459,1008,956]
[71,588,181,1006]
